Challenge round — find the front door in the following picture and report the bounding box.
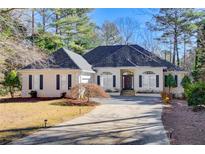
[123,75,133,90]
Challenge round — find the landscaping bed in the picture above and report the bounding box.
[162,100,205,144]
[51,99,99,106]
[0,97,96,144]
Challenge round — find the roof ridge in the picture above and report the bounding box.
[63,48,94,72]
[92,45,125,67]
[128,45,160,64]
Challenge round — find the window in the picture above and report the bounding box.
[97,75,100,85]
[56,74,60,90]
[68,74,72,89]
[29,75,32,90]
[156,75,159,87]
[113,75,116,87]
[139,75,142,87]
[175,75,178,87]
[40,75,43,90]
[164,75,168,87]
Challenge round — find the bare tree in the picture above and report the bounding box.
[138,30,160,54]
[101,21,122,45]
[116,17,139,44]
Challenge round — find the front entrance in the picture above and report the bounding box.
[121,70,134,90]
[123,75,133,90]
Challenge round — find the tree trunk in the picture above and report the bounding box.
[55,12,59,34]
[176,39,180,66]
[169,39,172,62]
[31,9,35,46]
[173,37,176,65]
[9,87,14,98]
[165,52,167,61]
[42,8,46,32]
[168,86,171,94]
[183,35,186,66]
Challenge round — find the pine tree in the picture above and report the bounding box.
[193,21,205,81]
[53,9,98,54]
[147,9,200,66]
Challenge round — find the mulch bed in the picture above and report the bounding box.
[0,97,60,103]
[162,100,205,145]
[51,99,99,106]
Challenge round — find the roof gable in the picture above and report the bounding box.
[22,48,94,72]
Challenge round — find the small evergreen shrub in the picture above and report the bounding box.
[0,87,8,96]
[29,91,37,98]
[181,75,192,89]
[186,82,205,107]
[165,74,176,94]
[2,70,21,98]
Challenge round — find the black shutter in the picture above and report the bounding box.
[56,74,60,90]
[113,75,116,87]
[164,75,168,87]
[29,75,32,90]
[40,75,43,90]
[68,74,72,89]
[156,75,159,87]
[139,75,142,87]
[175,75,178,87]
[97,75,100,85]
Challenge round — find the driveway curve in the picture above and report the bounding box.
[11,95,169,145]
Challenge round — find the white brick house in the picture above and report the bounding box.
[19,45,187,97]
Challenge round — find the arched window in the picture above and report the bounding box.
[143,71,155,74]
[101,72,112,75]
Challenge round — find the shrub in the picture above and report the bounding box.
[0,86,8,96]
[160,91,172,104]
[69,83,110,101]
[29,91,37,98]
[181,75,192,89]
[2,70,21,98]
[165,74,176,94]
[61,92,67,98]
[186,82,205,107]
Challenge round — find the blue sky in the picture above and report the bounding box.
[89,8,158,28]
[89,8,164,54]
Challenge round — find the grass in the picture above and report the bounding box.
[0,97,95,144]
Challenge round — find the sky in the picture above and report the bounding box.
[89,8,164,54]
[89,8,158,28]
[89,8,186,58]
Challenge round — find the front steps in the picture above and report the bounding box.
[120,89,135,96]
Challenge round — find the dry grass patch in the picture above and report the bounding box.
[0,98,95,144]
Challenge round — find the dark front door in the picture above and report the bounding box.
[123,75,133,90]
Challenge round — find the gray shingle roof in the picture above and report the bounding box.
[83,45,183,71]
[22,48,94,72]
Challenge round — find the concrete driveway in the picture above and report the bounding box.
[11,95,169,145]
